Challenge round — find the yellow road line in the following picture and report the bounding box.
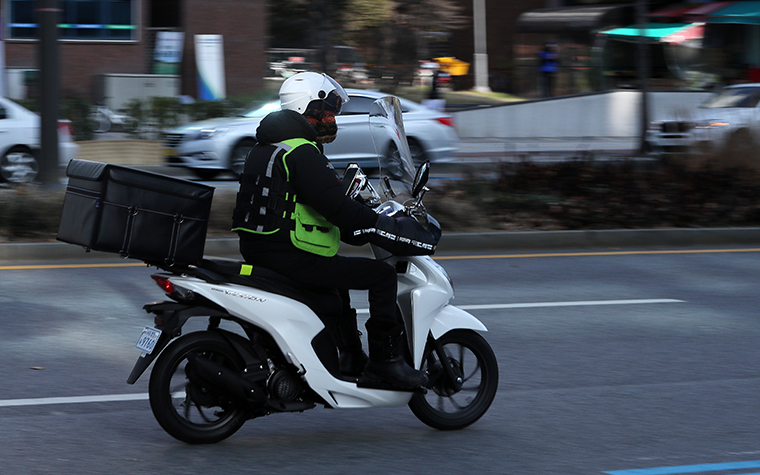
[0,262,146,270]
[2,248,760,270]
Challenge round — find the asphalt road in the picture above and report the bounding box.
[1,246,760,474]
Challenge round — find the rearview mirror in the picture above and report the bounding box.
[412,161,430,198]
[342,163,360,196]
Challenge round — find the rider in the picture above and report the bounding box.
[232,72,431,389]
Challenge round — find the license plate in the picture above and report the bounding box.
[135,326,162,354]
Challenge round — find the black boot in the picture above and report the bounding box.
[363,331,429,390]
[335,309,369,376]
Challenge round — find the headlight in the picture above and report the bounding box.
[198,126,229,139]
[694,119,729,129]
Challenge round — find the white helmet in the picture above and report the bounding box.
[279,72,349,115]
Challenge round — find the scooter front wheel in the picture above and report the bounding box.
[148,331,249,444]
[409,330,498,430]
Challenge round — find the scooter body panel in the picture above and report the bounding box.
[393,255,457,368]
[163,275,416,408]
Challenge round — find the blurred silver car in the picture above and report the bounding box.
[646,84,760,157]
[163,89,459,179]
[0,97,80,183]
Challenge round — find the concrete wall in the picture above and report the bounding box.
[95,74,181,110]
[77,140,163,165]
[452,90,713,139]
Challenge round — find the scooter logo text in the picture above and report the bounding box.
[211,287,266,302]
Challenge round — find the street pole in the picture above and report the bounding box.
[473,0,490,93]
[319,0,328,74]
[636,0,650,154]
[37,0,60,184]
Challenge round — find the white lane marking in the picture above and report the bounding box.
[2,299,684,408]
[356,299,684,313]
[0,393,148,407]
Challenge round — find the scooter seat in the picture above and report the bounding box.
[196,257,343,322]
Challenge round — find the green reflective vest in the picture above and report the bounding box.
[232,138,340,257]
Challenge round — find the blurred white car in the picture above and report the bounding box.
[163,89,459,179]
[646,84,760,157]
[0,97,80,183]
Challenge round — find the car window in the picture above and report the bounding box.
[342,96,410,115]
[341,96,375,115]
[0,106,6,119]
[702,87,760,109]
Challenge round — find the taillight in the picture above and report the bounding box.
[436,117,455,127]
[151,275,175,294]
[57,120,74,137]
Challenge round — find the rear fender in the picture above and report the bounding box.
[126,302,229,384]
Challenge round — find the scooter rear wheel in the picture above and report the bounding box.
[409,329,498,430]
[148,331,248,444]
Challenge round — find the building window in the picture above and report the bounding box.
[7,0,137,41]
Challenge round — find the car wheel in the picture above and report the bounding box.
[0,146,39,183]
[408,138,428,167]
[230,139,256,177]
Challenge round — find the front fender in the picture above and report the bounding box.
[429,305,487,340]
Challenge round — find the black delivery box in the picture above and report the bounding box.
[57,159,215,265]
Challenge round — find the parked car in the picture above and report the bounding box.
[646,84,760,157]
[163,89,459,179]
[0,97,80,183]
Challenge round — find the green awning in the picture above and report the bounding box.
[599,22,703,43]
[709,1,760,25]
[515,4,634,33]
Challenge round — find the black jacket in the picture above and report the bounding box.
[235,109,378,249]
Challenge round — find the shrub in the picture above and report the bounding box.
[62,94,94,141]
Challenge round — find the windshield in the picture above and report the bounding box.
[369,96,416,200]
[701,87,760,109]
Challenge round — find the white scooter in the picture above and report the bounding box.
[127,96,498,444]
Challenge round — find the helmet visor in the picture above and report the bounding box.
[322,75,349,115]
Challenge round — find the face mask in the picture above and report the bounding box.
[306,111,337,144]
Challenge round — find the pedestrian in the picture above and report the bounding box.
[538,43,559,97]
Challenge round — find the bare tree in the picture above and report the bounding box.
[267,0,467,86]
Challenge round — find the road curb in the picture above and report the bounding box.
[2,228,760,263]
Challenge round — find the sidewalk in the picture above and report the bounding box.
[3,228,760,263]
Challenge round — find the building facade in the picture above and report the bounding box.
[1,0,267,102]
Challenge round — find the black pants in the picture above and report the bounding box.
[240,242,403,344]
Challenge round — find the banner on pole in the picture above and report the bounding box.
[194,35,226,100]
[153,31,184,75]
